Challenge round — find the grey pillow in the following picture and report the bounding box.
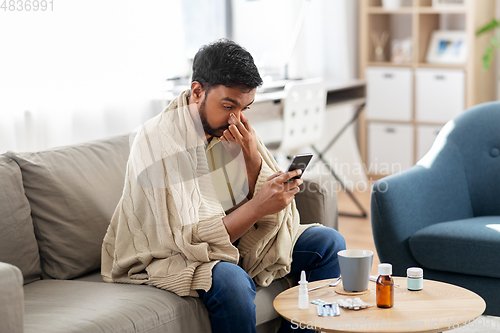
[6,135,130,279]
[0,156,42,284]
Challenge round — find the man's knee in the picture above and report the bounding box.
[203,262,256,315]
[210,262,256,297]
[328,228,346,253]
[307,226,346,254]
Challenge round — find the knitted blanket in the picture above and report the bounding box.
[101,89,307,297]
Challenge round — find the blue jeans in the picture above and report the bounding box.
[197,226,346,333]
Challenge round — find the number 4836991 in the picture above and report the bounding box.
[1,0,54,11]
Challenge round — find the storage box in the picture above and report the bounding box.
[417,125,443,161]
[366,67,413,121]
[416,69,465,123]
[367,123,414,175]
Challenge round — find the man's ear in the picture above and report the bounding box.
[190,81,205,104]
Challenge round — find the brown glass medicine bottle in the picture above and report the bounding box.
[376,263,394,308]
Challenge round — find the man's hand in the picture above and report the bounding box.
[222,169,302,243]
[221,113,262,197]
[251,169,303,217]
[221,113,261,172]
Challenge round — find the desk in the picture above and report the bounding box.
[253,79,365,104]
[247,78,365,148]
[274,277,486,333]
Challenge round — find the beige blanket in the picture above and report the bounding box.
[101,89,308,297]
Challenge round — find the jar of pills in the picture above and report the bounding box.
[407,267,423,291]
[376,263,394,308]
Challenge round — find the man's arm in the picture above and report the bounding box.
[222,169,302,243]
[244,152,261,198]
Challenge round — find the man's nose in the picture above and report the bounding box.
[230,111,242,122]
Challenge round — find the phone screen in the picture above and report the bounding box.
[285,153,313,182]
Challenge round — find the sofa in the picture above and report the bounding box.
[0,133,338,333]
[371,102,500,316]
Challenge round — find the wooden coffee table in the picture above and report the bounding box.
[274,277,485,333]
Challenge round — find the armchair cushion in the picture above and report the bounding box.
[409,216,500,279]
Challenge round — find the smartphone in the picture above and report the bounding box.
[284,153,313,183]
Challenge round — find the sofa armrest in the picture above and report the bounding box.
[295,179,338,230]
[0,262,24,333]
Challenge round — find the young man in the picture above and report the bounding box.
[102,39,345,333]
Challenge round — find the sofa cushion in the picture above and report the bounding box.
[0,156,41,284]
[23,280,211,333]
[254,277,291,326]
[5,135,130,279]
[409,216,500,278]
[24,277,290,333]
[72,270,290,327]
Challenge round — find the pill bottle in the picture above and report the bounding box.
[407,267,423,291]
[376,263,394,308]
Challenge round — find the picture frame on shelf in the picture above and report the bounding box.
[432,0,465,8]
[425,30,467,64]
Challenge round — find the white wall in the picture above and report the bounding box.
[232,0,359,80]
[232,0,298,79]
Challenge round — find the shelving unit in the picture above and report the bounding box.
[359,0,496,176]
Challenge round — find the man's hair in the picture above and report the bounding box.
[192,39,263,90]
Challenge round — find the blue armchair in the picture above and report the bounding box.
[371,102,500,315]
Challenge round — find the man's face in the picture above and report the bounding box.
[195,84,256,138]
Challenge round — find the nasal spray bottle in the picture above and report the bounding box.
[298,270,309,309]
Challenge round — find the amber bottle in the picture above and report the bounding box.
[376,263,394,308]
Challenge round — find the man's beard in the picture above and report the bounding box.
[199,97,228,138]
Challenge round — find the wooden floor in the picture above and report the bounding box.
[336,189,380,276]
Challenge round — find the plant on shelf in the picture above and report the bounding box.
[476,18,500,71]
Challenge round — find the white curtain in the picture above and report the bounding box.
[0,0,187,153]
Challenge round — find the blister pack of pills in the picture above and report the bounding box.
[336,297,373,310]
[310,299,340,317]
[316,303,340,317]
[310,299,330,306]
